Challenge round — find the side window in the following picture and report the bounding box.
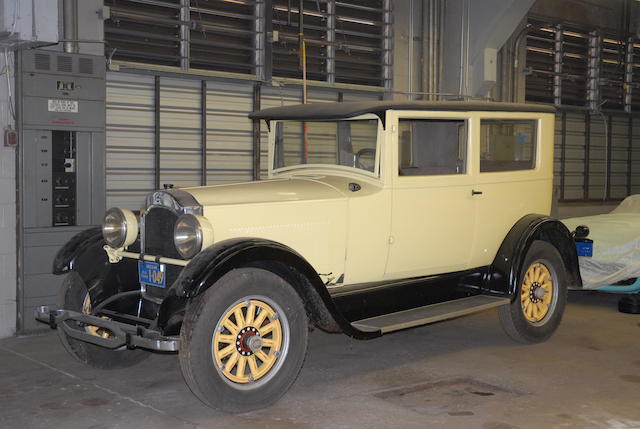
[480,120,537,172]
[398,119,467,176]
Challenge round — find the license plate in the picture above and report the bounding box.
[138,261,166,288]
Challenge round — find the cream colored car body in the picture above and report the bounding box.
[181,109,554,287]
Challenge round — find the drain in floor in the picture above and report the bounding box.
[373,377,520,416]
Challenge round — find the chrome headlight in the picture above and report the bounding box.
[174,214,214,259]
[102,208,139,248]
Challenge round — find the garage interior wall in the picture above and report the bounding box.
[4,0,637,336]
[0,52,16,338]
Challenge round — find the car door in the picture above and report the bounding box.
[384,111,477,279]
[469,114,554,269]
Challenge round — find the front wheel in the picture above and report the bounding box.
[179,267,308,413]
[498,240,568,344]
[57,272,149,369]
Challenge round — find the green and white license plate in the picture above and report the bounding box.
[138,261,166,288]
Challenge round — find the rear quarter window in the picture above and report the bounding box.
[480,120,537,172]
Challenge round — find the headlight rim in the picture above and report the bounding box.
[174,214,214,259]
[102,207,139,249]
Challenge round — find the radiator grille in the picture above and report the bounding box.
[144,207,181,259]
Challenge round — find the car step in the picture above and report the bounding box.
[351,295,510,334]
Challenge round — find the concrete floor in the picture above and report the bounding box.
[1,291,639,429]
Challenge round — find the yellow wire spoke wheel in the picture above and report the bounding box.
[520,262,554,324]
[212,297,287,386]
[82,294,113,339]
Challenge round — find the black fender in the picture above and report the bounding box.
[52,226,103,274]
[160,238,378,339]
[485,214,582,298]
[52,228,143,316]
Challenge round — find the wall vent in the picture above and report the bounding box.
[79,58,93,74]
[34,53,50,71]
[57,56,73,73]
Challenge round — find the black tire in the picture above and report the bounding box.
[57,272,149,369]
[179,267,308,413]
[498,240,568,344]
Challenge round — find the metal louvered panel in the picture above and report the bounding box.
[271,0,389,87]
[190,0,258,74]
[560,25,589,107]
[272,0,330,82]
[105,0,182,67]
[600,33,625,110]
[525,24,554,105]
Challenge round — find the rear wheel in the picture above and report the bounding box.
[498,241,568,343]
[179,267,308,413]
[57,272,149,369]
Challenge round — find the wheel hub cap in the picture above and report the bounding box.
[520,262,554,323]
[236,327,263,355]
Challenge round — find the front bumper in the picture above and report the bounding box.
[35,306,180,352]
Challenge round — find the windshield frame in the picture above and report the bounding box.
[268,113,383,179]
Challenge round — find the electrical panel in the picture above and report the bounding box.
[0,0,59,48]
[18,49,105,332]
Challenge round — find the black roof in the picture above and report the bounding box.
[249,101,556,122]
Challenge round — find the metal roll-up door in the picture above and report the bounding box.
[106,72,156,209]
[205,79,255,184]
[160,78,202,188]
[588,114,607,200]
[632,118,640,194]
[562,111,587,200]
[610,116,631,200]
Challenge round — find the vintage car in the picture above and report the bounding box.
[36,101,581,412]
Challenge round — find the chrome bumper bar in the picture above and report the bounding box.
[35,306,180,352]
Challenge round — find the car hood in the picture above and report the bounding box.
[181,176,352,207]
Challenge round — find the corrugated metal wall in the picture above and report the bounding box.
[106,71,382,209]
[554,110,640,201]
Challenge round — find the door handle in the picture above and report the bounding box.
[471,190,483,196]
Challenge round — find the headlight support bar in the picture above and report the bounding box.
[104,245,189,267]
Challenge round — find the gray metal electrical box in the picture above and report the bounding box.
[17,49,105,332]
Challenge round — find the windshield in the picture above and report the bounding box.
[273,119,379,173]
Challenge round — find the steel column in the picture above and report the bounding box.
[254,0,266,80]
[584,112,591,200]
[560,111,566,201]
[252,82,262,180]
[587,30,601,112]
[606,114,612,199]
[381,0,393,90]
[180,0,190,71]
[201,80,207,186]
[326,0,336,84]
[154,75,161,190]
[624,36,634,113]
[628,115,633,196]
[553,24,563,107]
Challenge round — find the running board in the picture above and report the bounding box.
[351,295,510,334]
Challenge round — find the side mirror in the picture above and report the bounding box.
[571,225,590,239]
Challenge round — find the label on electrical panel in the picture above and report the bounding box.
[48,99,78,113]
